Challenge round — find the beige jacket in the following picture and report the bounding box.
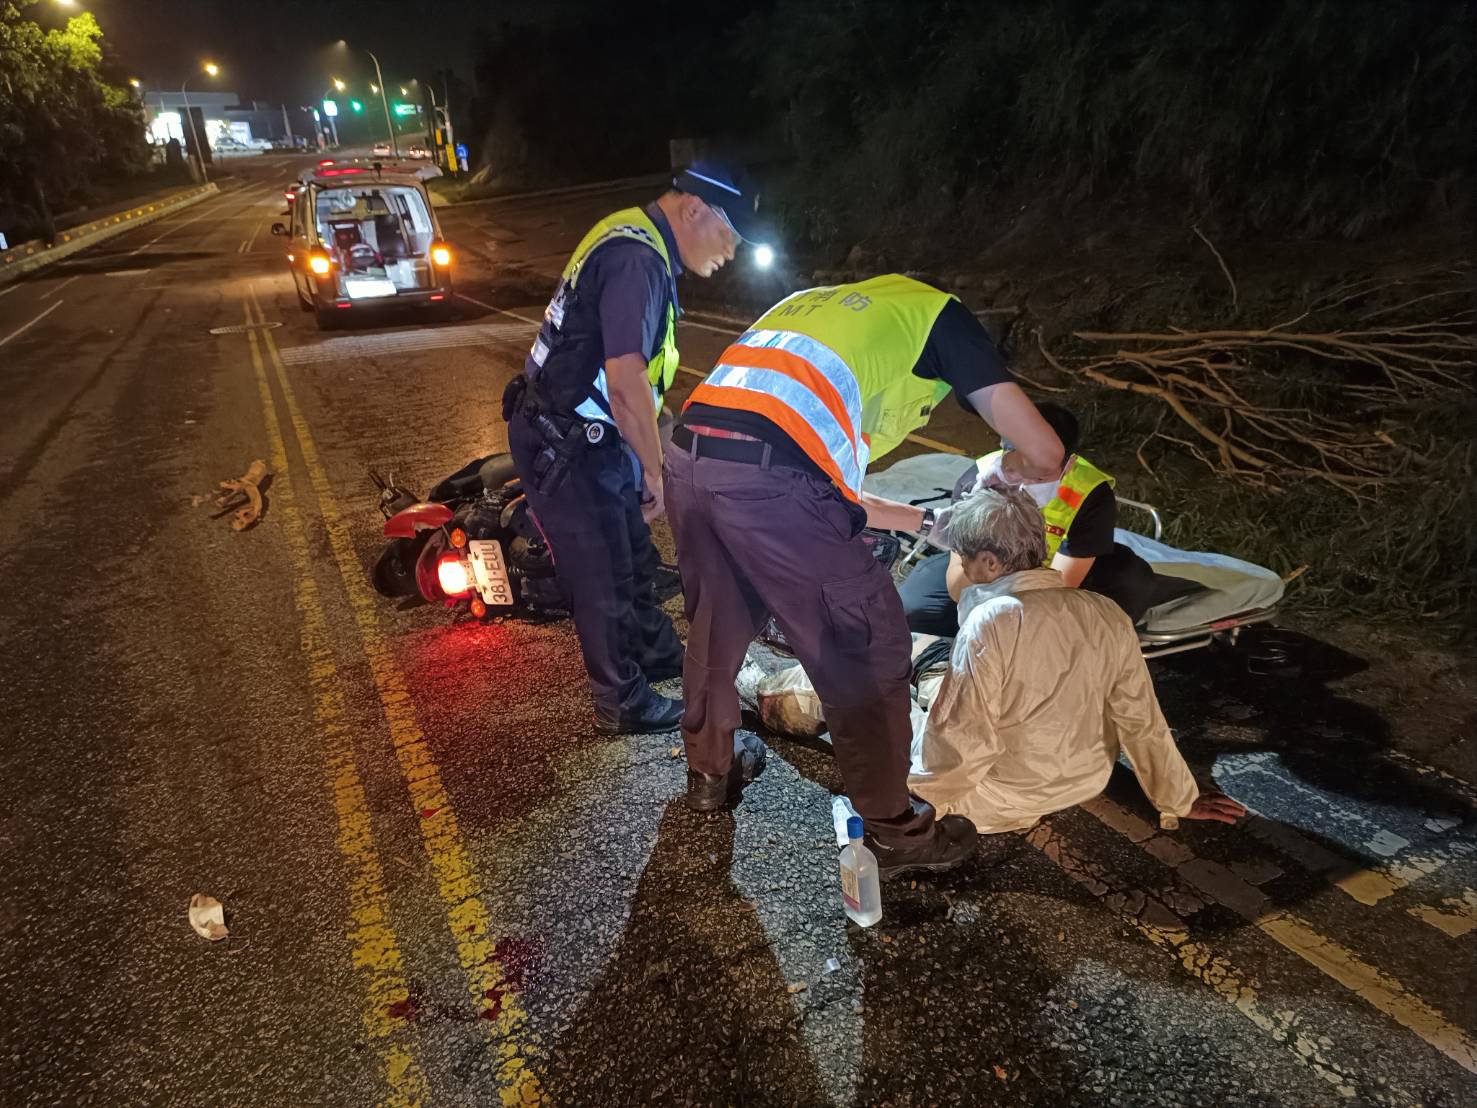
[908,568,1198,833]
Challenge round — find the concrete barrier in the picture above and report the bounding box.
[0,183,220,286]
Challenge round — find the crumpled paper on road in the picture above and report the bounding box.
[188,893,229,941]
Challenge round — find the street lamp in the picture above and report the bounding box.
[364,54,397,156]
[180,60,220,184]
[333,39,398,156]
[410,77,454,170]
[321,78,347,146]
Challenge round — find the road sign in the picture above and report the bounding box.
[392,103,417,117]
[322,99,338,118]
[455,143,469,173]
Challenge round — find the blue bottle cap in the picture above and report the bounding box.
[846,815,864,840]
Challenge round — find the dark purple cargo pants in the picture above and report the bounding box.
[665,439,934,839]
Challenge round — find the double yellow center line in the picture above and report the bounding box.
[243,288,542,1106]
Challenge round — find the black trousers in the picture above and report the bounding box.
[507,408,683,714]
[899,542,1162,636]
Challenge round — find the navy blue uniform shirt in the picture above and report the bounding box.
[525,203,682,398]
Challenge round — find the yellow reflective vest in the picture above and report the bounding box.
[558,208,679,395]
[687,274,955,500]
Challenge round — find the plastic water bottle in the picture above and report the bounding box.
[839,816,882,927]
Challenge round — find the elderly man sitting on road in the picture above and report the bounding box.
[904,486,1244,832]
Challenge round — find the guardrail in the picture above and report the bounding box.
[0,183,219,286]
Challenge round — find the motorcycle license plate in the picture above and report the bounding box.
[468,540,514,606]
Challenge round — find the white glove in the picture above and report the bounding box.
[922,504,955,551]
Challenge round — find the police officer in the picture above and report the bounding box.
[665,274,1065,877]
[504,162,766,734]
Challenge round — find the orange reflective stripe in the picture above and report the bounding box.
[1055,484,1084,509]
[715,343,858,451]
[685,383,862,503]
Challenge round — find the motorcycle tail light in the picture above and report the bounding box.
[469,598,487,618]
[449,527,467,549]
[308,252,332,275]
[437,554,472,597]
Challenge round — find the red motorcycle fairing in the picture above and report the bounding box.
[383,502,455,539]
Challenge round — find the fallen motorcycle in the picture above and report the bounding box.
[369,453,565,620]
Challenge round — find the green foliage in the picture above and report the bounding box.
[749,0,1474,249]
[0,0,148,241]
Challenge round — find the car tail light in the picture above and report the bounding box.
[308,252,331,275]
[430,243,451,267]
[318,159,334,167]
[437,555,471,597]
[283,190,296,202]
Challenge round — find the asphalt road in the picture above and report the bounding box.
[1,156,1473,1107]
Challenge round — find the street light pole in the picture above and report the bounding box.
[179,78,208,184]
[412,78,442,167]
[364,49,398,157]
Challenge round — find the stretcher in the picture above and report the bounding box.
[862,453,1285,660]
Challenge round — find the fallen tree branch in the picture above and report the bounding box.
[1042,288,1473,498]
[1192,225,1238,314]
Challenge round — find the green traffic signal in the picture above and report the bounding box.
[350,100,363,112]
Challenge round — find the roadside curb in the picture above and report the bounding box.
[0,183,220,286]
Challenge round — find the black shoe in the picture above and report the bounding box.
[653,563,683,602]
[594,694,683,735]
[865,814,977,881]
[684,734,767,812]
[642,657,684,684]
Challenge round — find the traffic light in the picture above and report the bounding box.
[350,100,364,112]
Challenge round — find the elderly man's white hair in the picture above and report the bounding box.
[949,486,1048,572]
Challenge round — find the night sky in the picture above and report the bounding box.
[85,0,524,103]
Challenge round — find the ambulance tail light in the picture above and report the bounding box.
[308,251,332,275]
[430,242,452,267]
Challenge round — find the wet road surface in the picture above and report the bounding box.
[1,156,1473,1106]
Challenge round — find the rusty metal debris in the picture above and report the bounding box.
[208,459,268,531]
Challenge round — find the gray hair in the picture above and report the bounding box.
[949,486,1048,572]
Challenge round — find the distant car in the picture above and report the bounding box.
[407,144,429,160]
[271,161,453,330]
[372,141,392,157]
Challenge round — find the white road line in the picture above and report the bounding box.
[245,219,264,253]
[39,274,81,299]
[0,299,63,348]
[679,312,745,336]
[128,194,233,256]
[0,284,20,299]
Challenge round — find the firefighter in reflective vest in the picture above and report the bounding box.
[665,274,1065,877]
[503,162,768,735]
[900,402,1166,634]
